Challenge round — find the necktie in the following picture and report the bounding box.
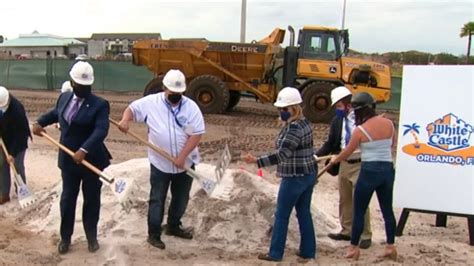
[344,117,351,145]
[66,98,80,124]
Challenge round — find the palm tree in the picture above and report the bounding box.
[403,123,421,148]
[460,22,474,64]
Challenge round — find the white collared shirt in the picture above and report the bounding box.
[129,92,205,174]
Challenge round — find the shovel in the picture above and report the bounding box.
[40,131,136,213]
[214,144,231,183]
[109,119,217,196]
[0,138,37,208]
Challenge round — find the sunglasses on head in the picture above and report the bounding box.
[278,107,289,112]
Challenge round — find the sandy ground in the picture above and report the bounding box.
[0,89,472,265]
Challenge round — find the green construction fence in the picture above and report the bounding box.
[0,59,402,110]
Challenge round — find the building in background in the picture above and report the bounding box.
[87,33,161,58]
[0,31,86,59]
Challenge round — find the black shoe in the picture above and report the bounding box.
[295,251,315,260]
[328,233,351,241]
[88,240,100,253]
[257,253,280,261]
[147,236,165,249]
[359,239,372,249]
[58,240,70,255]
[165,226,193,239]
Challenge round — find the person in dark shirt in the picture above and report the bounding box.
[0,86,31,204]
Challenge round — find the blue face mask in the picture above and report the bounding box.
[335,108,346,118]
[280,110,291,121]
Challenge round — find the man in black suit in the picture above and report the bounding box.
[316,86,372,249]
[33,61,111,255]
[0,86,31,204]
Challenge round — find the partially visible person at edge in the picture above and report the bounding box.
[32,61,112,255]
[0,86,31,204]
[118,69,205,250]
[329,92,397,261]
[315,86,372,249]
[243,87,317,262]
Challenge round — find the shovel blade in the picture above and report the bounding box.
[17,183,37,208]
[214,144,232,183]
[110,178,137,213]
[186,169,216,196]
[13,173,37,208]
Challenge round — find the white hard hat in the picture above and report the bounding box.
[0,86,10,111]
[331,86,352,106]
[75,54,89,61]
[274,87,302,108]
[163,69,186,93]
[69,61,94,85]
[61,81,73,93]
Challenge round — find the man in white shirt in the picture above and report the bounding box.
[118,69,205,250]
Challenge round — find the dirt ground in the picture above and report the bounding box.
[0,89,473,265]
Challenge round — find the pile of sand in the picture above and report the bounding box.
[4,159,337,260]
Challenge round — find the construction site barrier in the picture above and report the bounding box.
[0,59,402,110]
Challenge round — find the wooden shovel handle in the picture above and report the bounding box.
[314,155,333,162]
[317,163,333,178]
[0,138,19,175]
[109,119,189,171]
[40,131,114,184]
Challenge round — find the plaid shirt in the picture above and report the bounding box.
[257,118,317,178]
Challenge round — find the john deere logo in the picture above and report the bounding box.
[401,113,474,166]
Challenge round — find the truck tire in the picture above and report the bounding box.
[301,81,337,123]
[187,75,230,114]
[226,91,241,111]
[143,76,164,96]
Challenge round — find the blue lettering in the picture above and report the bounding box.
[415,154,465,165]
[467,157,474,165]
[428,135,439,146]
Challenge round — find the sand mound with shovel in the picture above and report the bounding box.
[8,158,337,263]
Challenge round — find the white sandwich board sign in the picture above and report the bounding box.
[394,65,474,215]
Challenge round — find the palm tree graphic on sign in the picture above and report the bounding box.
[403,123,421,148]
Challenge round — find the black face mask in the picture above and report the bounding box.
[167,93,182,104]
[73,86,91,99]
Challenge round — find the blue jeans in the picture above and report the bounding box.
[269,173,316,260]
[351,162,396,245]
[148,164,193,237]
[0,150,26,198]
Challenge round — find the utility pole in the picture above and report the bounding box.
[240,0,247,43]
[341,0,347,29]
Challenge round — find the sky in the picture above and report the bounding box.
[1,0,473,55]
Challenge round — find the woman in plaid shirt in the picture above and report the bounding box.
[243,87,317,262]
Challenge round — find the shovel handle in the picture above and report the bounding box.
[40,132,114,184]
[317,163,333,178]
[314,155,333,162]
[0,138,19,176]
[109,118,189,171]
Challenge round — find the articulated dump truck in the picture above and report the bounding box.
[133,26,391,123]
